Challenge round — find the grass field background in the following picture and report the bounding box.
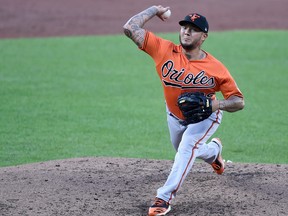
[0,30,287,167]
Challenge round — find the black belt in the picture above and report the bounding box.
[169,113,187,126]
[169,112,180,120]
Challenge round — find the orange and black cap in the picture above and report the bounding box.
[179,13,209,33]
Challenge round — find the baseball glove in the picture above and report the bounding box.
[177,92,212,125]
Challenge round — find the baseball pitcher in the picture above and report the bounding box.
[123,5,244,216]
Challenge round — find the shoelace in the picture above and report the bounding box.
[212,163,221,170]
[212,159,222,170]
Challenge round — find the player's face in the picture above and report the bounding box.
[179,24,207,50]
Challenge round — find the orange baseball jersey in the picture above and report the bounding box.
[140,31,243,119]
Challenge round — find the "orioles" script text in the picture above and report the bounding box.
[161,60,215,89]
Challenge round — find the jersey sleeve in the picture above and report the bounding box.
[140,31,171,65]
[219,67,243,99]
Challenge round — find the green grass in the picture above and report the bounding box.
[0,30,287,167]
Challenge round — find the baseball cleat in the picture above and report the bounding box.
[211,138,225,175]
[148,197,171,216]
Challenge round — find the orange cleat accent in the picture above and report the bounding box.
[211,138,225,175]
[148,197,171,216]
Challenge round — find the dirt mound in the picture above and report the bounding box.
[0,157,287,216]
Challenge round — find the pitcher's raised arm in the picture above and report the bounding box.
[123,5,170,47]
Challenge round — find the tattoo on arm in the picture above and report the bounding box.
[124,29,132,38]
[219,96,244,112]
[123,6,158,47]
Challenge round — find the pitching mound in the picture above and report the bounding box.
[0,157,287,216]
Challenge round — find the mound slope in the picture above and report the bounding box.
[0,157,287,216]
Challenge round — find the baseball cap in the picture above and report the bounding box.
[179,13,209,33]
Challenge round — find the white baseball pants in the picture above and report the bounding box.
[157,109,223,203]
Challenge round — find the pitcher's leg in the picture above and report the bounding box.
[197,140,221,164]
[156,138,198,202]
[166,112,186,151]
[157,116,221,203]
